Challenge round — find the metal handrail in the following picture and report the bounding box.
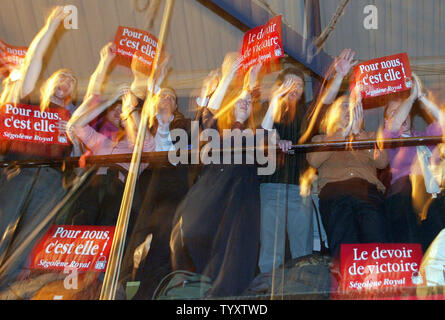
[0,135,442,169]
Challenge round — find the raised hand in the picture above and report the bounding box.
[200,68,221,99]
[247,62,262,88]
[273,78,295,101]
[46,6,70,28]
[439,143,445,160]
[350,84,364,135]
[229,56,243,78]
[261,78,296,130]
[144,53,171,94]
[56,119,68,134]
[154,53,171,87]
[334,49,358,78]
[100,42,116,63]
[351,102,364,135]
[117,83,131,97]
[412,72,422,99]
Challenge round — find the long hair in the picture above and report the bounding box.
[149,87,180,136]
[214,86,257,134]
[321,95,348,135]
[273,67,306,125]
[40,68,77,110]
[92,99,126,143]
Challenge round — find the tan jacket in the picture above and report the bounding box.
[307,131,388,193]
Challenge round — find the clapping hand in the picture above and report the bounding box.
[272,78,295,102]
[412,72,422,99]
[200,68,221,99]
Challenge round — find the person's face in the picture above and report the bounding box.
[53,73,75,100]
[106,103,122,128]
[385,99,411,132]
[234,91,252,123]
[157,92,176,116]
[284,74,304,106]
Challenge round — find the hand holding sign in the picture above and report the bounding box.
[240,15,284,71]
[114,26,159,72]
[352,53,412,106]
[100,42,116,63]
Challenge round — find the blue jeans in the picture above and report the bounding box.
[258,183,314,273]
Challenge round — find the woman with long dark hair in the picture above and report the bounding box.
[166,54,275,298]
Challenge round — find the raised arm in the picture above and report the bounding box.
[320,49,358,105]
[20,6,69,99]
[67,43,118,130]
[298,49,357,144]
[130,53,150,100]
[261,78,294,131]
[207,53,242,114]
[84,42,116,98]
[385,75,419,132]
[196,69,221,108]
[343,84,364,138]
[69,84,128,131]
[243,62,262,93]
[0,7,68,105]
[415,74,445,128]
[121,54,171,143]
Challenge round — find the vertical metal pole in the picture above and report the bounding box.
[100,0,175,300]
[305,0,323,99]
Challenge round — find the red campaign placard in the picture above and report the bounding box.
[0,38,27,75]
[340,243,423,294]
[240,15,284,70]
[0,103,70,146]
[114,26,159,71]
[30,225,115,272]
[351,53,412,105]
